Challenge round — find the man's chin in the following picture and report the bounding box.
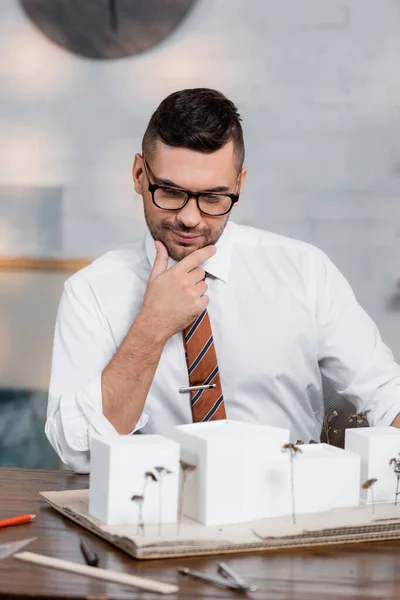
[166,241,202,262]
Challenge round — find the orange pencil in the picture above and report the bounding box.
[0,514,36,528]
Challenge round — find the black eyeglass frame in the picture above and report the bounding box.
[142,157,240,217]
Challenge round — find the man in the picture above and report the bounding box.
[46,88,400,473]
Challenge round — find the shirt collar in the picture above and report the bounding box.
[144,221,233,283]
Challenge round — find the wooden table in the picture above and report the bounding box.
[1,468,400,599]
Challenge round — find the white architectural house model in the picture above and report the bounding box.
[174,421,360,524]
[88,421,400,528]
[174,420,290,525]
[89,434,180,526]
[345,427,400,504]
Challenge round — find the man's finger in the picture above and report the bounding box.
[196,280,208,296]
[175,245,216,273]
[149,241,169,281]
[188,267,206,284]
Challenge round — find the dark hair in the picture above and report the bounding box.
[142,88,244,169]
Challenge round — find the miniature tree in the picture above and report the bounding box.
[131,495,144,535]
[178,460,197,535]
[362,478,378,513]
[282,443,302,525]
[348,413,368,427]
[154,466,173,536]
[131,471,158,535]
[389,455,400,505]
[321,410,338,445]
[143,470,158,497]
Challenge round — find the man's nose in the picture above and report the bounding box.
[176,197,202,228]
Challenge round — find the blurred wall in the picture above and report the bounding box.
[0,0,400,390]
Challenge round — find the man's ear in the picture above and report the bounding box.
[133,153,144,195]
[236,167,247,203]
[239,167,247,193]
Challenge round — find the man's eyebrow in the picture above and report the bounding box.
[203,186,231,193]
[155,176,230,193]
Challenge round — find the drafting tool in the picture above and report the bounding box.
[0,514,36,528]
[217,561,257,592]
[15,552,178,595]
[80,539,99,567]
[179,565,257,592]
[0,537,37,560]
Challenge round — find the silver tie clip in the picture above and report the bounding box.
[179,384,217,393]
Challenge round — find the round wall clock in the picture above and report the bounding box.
[20,0,197,59]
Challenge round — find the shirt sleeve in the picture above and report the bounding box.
[45,275,148,473]
[313,249,400,427]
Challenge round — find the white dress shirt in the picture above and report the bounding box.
[46,222,400,473]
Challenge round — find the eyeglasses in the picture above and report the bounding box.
[142,157,240,217]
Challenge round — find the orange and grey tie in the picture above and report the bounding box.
[183,309,227,422]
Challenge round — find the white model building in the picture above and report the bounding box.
[174,420,290,525]
[289,443,360,514]
[174,421,360,525]
[87,421,397,530]
[345,427,400,504]
[89,435,180,526]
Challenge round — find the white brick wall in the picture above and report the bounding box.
[0,0,399,388]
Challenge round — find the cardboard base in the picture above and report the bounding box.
[41,489,400,560]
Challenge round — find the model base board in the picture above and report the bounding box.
[41,489,400,560]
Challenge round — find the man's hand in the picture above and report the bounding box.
[139,241,216,340]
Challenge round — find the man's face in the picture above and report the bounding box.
[133,141,246,261]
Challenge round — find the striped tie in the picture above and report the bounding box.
[183,309,226,422]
